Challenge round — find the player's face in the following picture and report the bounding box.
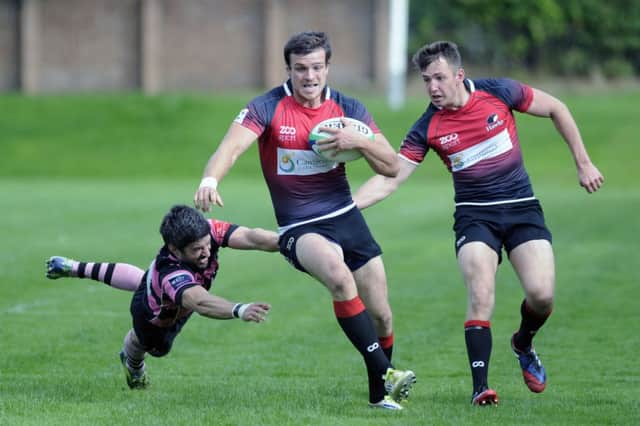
[176,234,211,270]
[421,57,465,109]
[287,48,329,108]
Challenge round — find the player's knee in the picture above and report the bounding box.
[372,310,392,334]
[528,291,554,313]
[328,281,354,299]
[324,269,355,296]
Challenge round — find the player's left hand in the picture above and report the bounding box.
[241,302,271,323]
[316,118,364,153]
[578,162,604,193]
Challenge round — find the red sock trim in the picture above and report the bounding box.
[379,333,394,349]
[333,296,365,318]
[464,320,491,329]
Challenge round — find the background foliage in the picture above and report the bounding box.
[409,1,640,79]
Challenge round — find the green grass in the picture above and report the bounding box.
[1,91,636,188]
[1,92,638,425]
[1,178,638,425]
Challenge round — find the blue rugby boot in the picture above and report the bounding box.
[511,333,546,393]
[46,256,73,279]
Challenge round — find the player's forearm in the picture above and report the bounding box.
[201,147,235,182]
[227,227,279,251]
[191,294,236,320]
[549,104,593,168]
[354,174,399,209]
[181,286,234,319]
[360,139,400,177]
[244,228,279,252]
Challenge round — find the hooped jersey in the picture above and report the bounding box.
[138,219,238,327]
[400,78,535,205]
[235,80,380,230]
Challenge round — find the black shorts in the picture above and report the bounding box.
[278,207,382,273]
[453,199,552,263]
[130,287,191,357]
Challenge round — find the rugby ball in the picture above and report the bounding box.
[309,117,375,162]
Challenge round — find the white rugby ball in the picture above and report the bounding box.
[309,117,375,162]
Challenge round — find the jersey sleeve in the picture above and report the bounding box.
[162,270,197,306]
[399,112,431,164]
[234,87,282,136]
[337,94,381,134]
[474,78,534,112]
[208,219,239,247]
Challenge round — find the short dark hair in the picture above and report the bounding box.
[283,31,332,68]
[159,205,210,250]
[412,40,462,71]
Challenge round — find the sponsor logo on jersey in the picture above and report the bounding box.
[448,129,513,172]
[277,148,337,175]
[168,273,192,289]
[278,125,297,142]
[439,132,460,148]
[485,113,504,131]
[234,108,249,124]
[279,153,295,172]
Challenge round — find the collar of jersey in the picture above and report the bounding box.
[283,79,331,102]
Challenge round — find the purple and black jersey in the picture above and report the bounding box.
[136,219,237,327]
[234,80,381,232]
[400,78,536,205]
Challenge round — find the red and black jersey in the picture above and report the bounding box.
[235,80,381,231]
[400,78,536,205]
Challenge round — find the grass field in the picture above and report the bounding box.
[1,92,639,425]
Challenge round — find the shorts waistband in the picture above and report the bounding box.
[455,196,536,207]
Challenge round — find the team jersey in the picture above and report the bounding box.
[136,218,238,327]
[400,78,535,205]
[235,80,381,231]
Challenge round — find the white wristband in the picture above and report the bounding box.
[238,303,250,320]
[232,303,250,319]
[199,176,218,190]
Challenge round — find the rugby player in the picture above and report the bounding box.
[193,31,416,410]
[47,205,274,389]
[354,40,604,405]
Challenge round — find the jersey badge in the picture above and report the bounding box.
[168,273,192,290]
[486,113,504,131]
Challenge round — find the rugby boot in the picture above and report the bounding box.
[383,368,416,401]
[511,333,546,393]
[46,256,73,279]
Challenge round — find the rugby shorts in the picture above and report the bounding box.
[130,288,191,357]
[278,206,382,273]
[453,199,552,263]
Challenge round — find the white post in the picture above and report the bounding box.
[141,0,162,94]
[387,0,409,110]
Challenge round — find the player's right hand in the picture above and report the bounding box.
[194,186,224,212]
